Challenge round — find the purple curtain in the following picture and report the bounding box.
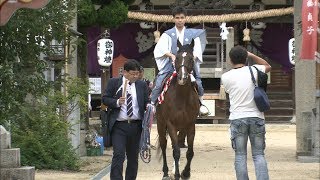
[110,23,155,60]
[86,26,101,76]
[252,23,293,72]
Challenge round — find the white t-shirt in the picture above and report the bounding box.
[221,65,266,120]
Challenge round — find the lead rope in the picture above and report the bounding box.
[139,104,154,163]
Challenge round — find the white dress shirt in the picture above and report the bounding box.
[117,77,141,121]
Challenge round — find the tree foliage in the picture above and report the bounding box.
[96,0,128,28]
[0,0,87,170]
[78,0,97,27]
[78,0,132,28]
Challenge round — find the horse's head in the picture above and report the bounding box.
[175,39,195,85]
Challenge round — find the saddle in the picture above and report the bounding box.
[157,72,198,105]
[160,72,173,90]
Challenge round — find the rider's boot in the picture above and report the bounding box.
[199,96,209,116]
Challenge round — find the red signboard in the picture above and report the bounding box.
[301,0,319,60]
[0,0,50,26]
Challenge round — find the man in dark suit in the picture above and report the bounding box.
[102,59,149,180]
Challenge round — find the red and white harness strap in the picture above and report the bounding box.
[158,71,177,104]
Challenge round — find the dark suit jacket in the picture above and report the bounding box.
[101,76,149,147]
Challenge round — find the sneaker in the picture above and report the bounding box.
[199,105,209,116]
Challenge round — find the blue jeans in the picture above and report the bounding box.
[150,62,175,104]
[230,117,269,180]
[150,61,204,104]
[193,62,204,96]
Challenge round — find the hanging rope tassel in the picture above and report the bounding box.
[154,22,160,43]
[243,21,251,42]
[219,84,227,100]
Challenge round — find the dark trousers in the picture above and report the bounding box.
[110,121,142,180]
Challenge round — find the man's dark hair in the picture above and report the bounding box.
[124,59,140,71]
[139,66,144,72]
[229,45,248,65]
[172,6,187,17]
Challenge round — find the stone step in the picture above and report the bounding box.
[267,92,293,100]
[269,99,294,108]
[0,166,35,180]
[265,108,294,116]
[0,148,20,168]
[265,115,293,123]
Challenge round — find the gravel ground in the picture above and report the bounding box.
[36,124,320,180]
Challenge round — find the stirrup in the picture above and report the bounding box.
[199,104,210,116]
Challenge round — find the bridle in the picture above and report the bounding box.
[176,51,193,75]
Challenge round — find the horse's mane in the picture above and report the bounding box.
[178,45,192,53]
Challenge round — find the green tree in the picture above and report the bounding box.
[0,0,87,170]
[78,0,134,28]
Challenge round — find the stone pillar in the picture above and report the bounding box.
[294,0,317,157]
[0,125,35,180]
[67,7,81,156]
[225,27,234,71]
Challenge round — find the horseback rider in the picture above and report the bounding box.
[150,6,209,116]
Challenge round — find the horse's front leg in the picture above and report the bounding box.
[160,138,169,180]
[181,125,195,179]
[172,143,181,180]
[168,127,181,180]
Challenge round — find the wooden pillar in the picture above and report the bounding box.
[100,29,111,112]
[100,67,110,111]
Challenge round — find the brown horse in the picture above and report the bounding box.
[156,39,200,180]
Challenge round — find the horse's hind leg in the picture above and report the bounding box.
[181,125,195,179]
[178,130,187,148]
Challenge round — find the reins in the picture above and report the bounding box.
[139,104,154,163]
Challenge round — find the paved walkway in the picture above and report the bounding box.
[36,124,320,180]
[99,124,319,180]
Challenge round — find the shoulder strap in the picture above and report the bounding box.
[252,66,261,73]
[248,66,257,87]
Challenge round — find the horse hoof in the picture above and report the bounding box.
[162,176,170,180]
[178,143,188,148]
[181,170,190,179]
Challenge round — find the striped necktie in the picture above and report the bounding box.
[126,83,133,117]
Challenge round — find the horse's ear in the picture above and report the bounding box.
[190,38,194,48]
[177,40,183,50]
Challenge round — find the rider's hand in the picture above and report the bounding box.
[171,54,176,62]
